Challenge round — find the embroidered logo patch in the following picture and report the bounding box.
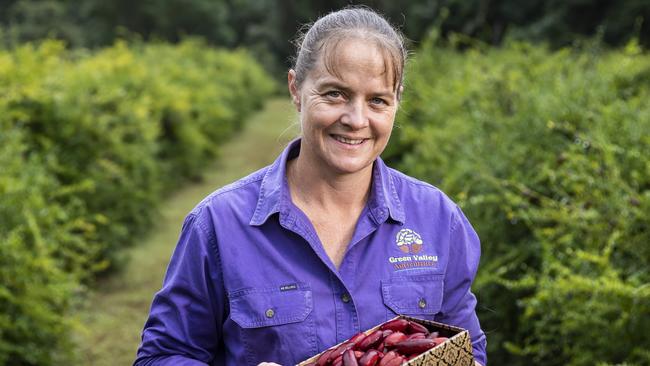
[389,228,438,270]
[396,228,423,254]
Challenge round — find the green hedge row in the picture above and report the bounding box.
[0,39,274,365]
[387,35,650,366]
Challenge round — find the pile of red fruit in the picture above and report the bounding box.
[304,318,450,366]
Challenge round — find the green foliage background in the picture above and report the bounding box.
[2,0,649,77]
[0,39,274,365]
[385,33,650,365]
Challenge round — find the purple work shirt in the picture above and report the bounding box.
[135,139,487,366]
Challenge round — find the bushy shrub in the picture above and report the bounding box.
[0,39,274,365]
[387,35,650,365]
[0,129,80,366]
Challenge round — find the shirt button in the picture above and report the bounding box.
[265,309,275,318]
[341,293,351,303]
[418,298,427,309]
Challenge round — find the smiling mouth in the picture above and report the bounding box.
[331,135,367,145]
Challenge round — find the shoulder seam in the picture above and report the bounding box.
[450,205,462,233]
[387,167,438,190]
[191,171,265,214]
[193,207,228,310]
[386,168,462,232]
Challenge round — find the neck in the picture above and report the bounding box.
[286,152,373,212]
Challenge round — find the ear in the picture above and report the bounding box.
[397,84,404,102]
[288,69,301,112]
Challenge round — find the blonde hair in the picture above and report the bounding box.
[291,6,407,98]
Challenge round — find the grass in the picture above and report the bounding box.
[73,98,298,366]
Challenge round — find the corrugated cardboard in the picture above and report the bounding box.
[297,315,474,366]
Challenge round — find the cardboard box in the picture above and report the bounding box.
[297,315,474,366]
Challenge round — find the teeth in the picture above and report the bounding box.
[333,135,365,145]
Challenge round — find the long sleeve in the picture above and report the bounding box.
[435,205,487,366]
[134,211,226,366]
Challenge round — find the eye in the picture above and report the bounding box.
[325,90,343,99]
[370,97,388,106]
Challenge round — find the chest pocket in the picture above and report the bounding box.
[228,283,317,365]
[381,273,444,320]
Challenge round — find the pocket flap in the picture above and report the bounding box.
[381,274,444,315]
[229,284,313,329]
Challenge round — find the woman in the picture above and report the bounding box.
[135,7,487,366]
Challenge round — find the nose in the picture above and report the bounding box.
[340,99,368,129]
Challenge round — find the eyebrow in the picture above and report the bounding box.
[316,80,396,98]
[316,80,350,92]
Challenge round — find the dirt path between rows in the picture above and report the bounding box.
[74,98,297,366]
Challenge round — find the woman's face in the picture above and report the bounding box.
[288,38,399,177]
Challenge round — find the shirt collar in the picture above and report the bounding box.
[249,138,405,226]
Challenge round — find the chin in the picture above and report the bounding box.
[328,159,374,176]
